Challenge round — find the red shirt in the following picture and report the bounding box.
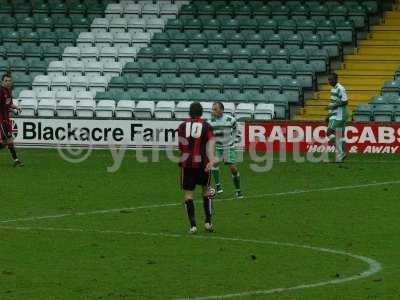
[0,87,13,123]
[178,117,214,169]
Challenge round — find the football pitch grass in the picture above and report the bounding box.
[0,149,399,300]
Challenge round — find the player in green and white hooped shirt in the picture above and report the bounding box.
[209,102,243,199]
[326,73,348,163]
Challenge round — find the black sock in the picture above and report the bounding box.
[203,196,212,223]
[232,171,241,191]
[8,145,17,160]
[185,199,196,227]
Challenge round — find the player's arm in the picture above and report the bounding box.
[205,125,216,172]
[329,88,348,109]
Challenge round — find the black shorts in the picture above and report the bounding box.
[181,167,211,191]
[0,122,12,141]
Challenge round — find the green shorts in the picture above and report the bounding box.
[328,119,346,131]
[216,147,237,165]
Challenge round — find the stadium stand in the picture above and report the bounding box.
[9,0,391,121]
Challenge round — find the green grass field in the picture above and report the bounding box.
[0,149,399,300]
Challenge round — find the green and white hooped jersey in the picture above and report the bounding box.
[329,83,348,122]
[208,114,238,149]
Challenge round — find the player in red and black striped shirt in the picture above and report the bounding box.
[178,102,216,234]
[0,73,23,167]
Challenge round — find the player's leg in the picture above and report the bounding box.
[212,148,223,194]
[201,171,214,232]
[181,168,197,233]
[227,148,243,199]
[335,122,347,162]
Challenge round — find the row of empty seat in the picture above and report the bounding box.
[353,81,400,122]
[77,31,152,48]
[18,98,274,120]
[105,2,184,20]
[136,46,330,73]
[91,17,168,33]
[62,46,137,64]
[48,60,122,79]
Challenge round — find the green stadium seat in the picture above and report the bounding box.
[321,33,341,57]
[289,3,309,20]
[239,74,261,93]
[86,2,105,18]
[216,61,236,76]
[6,45,24,59]
[220,74,241,93]
[109,76,127,92]
[303,33,322,51]
[316,19,336,36]
[49,2,67,17]
[362,1,378,15]
[16,17,35,32]
[309,4,329,21]
[143,74,164,92]
[202,18,220,33]
[28,58,48,77]
[160,61,179,75]
[182,74,202,92]
[178,60,198,75]
[335,20,355,44]
[216,4,235,17]
[258,19,277,34]
[54,17,72,32]
[268,93,288,119]
[259,77,281,93]
[0,59,10,73]
[205,90,225,102]
[250,47,270,64]
[251,3,272,18]
[274,63,295,82]
[280,79,302,104]
[169,31,187,46]
[0,3,13,17]
[264,33,283,49]
[230,47,251,63]
[255,63,275,77]
[20,31,39,47]
[328,5,348,23]
[307,49,329,73]
[71,16,92,33]
[32,2,49,18]
[13,74,33,97]
[141,61,161,76]
[0,16,16,32]
[57,31,78,48]
[238,18,258,34]
[24,44,44,60]
[9,59,28,77]
[43,46,62,63]
[297,19,316,35]
[271,5,290,20]
[293,62,316,89]
[233,3,252,18]
[0,46,6,59]
[95,91,114,101]
[347,4,367,28]
[180,4,197,18]
[381,81,400,97]
[38,31,57,47]
[13,2,32,19]
[151,32,170,46]
[197,4,215,17]
[369,95,386,105]
[353,104,372,122]
[220,18,240,33]
[201,74,222,92]
[284,33,303,50]
[271,48,289,64]
[68,2,87,17]
[125,74,145,93]
[373,105,394,122]
[163,75,184,93]
[34,16,54,32]
[166,18,184,32]
[2,31,20,47]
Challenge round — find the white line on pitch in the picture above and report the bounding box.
[1,180,399,224]
[0,225,382,300]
